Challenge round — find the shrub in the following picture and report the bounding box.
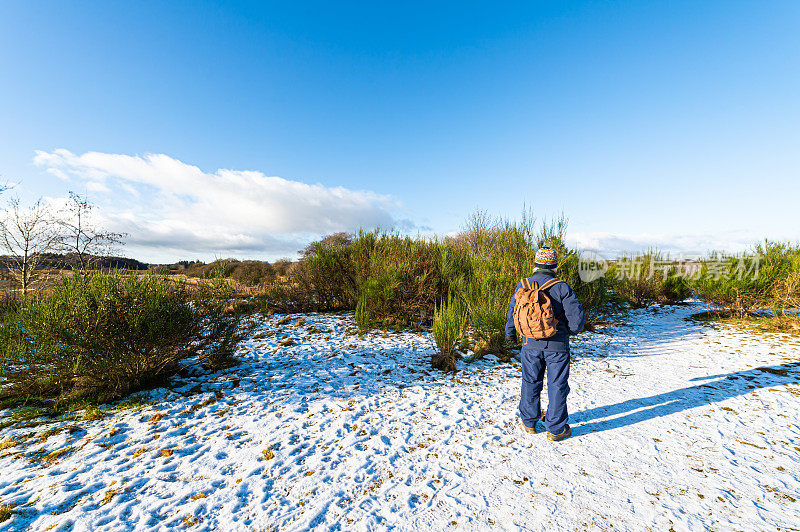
[192,276,255,369]
[229,260,275,286]
[349,233,450,328]
[270,231,452,326]
[294,232,356,311]
[256,235,353,314]
[0,272,249,407]
[261,211,620,368]
[148,265,171,275]
[608,251,665,308]
[446,211,532,356]
[431,297,468,372]
[606,250,693,307]
[182,259,275,286]
[448,210,611,354]
[662,274,692,303]
[271,258,293,277]
[692,241,800,317]
[773,253,800,311]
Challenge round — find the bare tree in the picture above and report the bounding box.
[0,198,61,295]
[57,192,126,273]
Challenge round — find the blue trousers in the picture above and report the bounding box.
[519,349,570,434]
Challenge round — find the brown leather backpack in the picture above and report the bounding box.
[513,278,565,339]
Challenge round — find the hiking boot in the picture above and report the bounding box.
[547,424,571,442]
[520,420,537,434]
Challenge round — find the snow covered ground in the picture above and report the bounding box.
[1,303,799,531]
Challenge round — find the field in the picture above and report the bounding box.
[4,3,799,530]
[1,302,798,530]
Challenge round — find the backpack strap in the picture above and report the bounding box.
[539,278,565,291]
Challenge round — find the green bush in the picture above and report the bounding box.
[261,211,620,368]
[692,241,800,317]
[350,233,450,328]
[270,231,452,326]
[605,249,694,307]
[431,297,468,372]
[448,211,610,354]
[256,233,353,313]
[662,274,692,303]
[182,258,275,286]
[0,272,250,407]
[446,211,534,356]
[229,260,276,286]
[608,250,673,307]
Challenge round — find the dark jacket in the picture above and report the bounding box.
[505,270,585,352]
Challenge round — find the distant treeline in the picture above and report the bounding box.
[0,253,148,271]
[155,258,294,286]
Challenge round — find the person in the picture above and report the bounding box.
[505,246,585,441]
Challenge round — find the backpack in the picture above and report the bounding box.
[513,278,565,339]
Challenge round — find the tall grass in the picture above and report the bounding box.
[354,294,370,332]
[431,297,468,372]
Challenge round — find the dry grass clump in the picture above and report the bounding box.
[82,405,104,421]
[0,407,61,430]
[131,447,147,459]
[0,503,14,523]
[29,446,73,464]
[182,515,202,527]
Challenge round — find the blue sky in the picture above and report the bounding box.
[1,1,798,261]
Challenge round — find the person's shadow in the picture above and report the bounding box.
[571,362,800,435]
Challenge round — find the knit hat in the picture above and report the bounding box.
[534,245,558,269]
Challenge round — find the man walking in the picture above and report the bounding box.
[506,246,585,441]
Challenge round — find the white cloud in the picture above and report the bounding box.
[35,149,409,261]
[567,230,764,259]
[45,167,70,181]
[86,181,110,193]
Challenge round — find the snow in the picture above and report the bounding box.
[1,304,799,531]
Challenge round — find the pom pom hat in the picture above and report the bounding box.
[534,246,558,269]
